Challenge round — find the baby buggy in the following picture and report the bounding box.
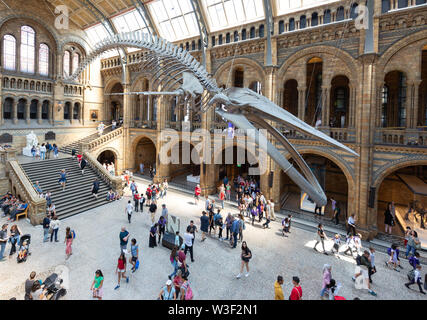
[17,234,31,263]
[43,273,67,300]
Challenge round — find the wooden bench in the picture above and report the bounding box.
[15,208,28,221]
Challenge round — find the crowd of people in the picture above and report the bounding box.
[30,142,59,160]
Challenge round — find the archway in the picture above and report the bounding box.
[3,98,13,119]
[306,57,323,126]
[280,153,349,222]
[134,137,156,175]
[283,79,298,117]
[30,99,38,119]
[97,150,117,175]
[168,141,201,183]
[106,82,124,122]
[64,101,71,120]
[17,98,26,120]
[382,71,407,128]
[376,165,427,237]
[213,145,260,193]
[330,75,350,128]
[418,45,427,126]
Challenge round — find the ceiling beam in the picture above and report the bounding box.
[190,0,210,68]
[133,0,158,37]
[263,0,274,67]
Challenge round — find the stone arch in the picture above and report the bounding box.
[214,57,266,89]
[94,146,120,161]
[277,45,358,87]
[377,29,427,79]
[104,77,123,93]
[284,146,356,191]
[372,157,427,190]
[58,35,92,54]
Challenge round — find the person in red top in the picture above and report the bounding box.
[133,192,141,212]
[289,276,302,300]
[114,253,129,290]
[76,154,82,163]
[219,190,225,209]
[194,184,201,205]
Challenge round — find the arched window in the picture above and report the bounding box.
[185,42,189,51]
[350,3,359,19]
[218,34,223,45]
[30,100,38,119]
[72,52,79,75]
[63,51,70,77]
[250,27,255,38]
[20,26,35,73]
[211,36,216,47]
[3,35,16,70]
[233,68,244,88]
[289,18,295,31]
[300,15,306,29]
[73,103,80,120]
[259,25,265,37]
[42,101,49,119]
[64,102,71,120]
[234,31,239,42]
[191,40,196,50]
[324,9,331,24]
[279,20,285,34]
[382,0,390,13]
[17,99,26,119]
[311,13,318,27]
[336,7,345,21]
[381,85,389,127]
[226,33,230,43]
[198,39,202,49]
[3,98,13,119]
[39,44,49,76]
[241,29,247,40]
[398,0,408,8]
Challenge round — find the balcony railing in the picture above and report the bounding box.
[376,128,427,146]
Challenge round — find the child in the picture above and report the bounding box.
[353,233,362,256]
[17,241,28,263]
[343,234,354,256]
[409,252,420,270]
[174,231,180,247]
[282,218,290,237]
[386,244,401,272]
[331,234,341,255]
[404,226,412,248]
[368,247,376,283]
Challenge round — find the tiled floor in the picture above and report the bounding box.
[0,179,426,300]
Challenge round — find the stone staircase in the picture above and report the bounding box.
[61,125,113,155]
[20,157,111,219]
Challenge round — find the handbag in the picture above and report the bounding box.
[48,227,53,234]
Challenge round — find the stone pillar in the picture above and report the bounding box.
[139,96,144,127]
[322,86,331,126]
[354,53,377,240]
[12,100,18,124]
[25,100,30,125]
[405,81,412,129]
[297,86,306,120]
[412,80,421,128]
[0,98,3,126]
[37,100,42,125]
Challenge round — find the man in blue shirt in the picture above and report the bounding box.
[200,211,209,242]
[231,217,240,248]
[42,213,51,242]
[119,227,130,253]
[10,202,28,221]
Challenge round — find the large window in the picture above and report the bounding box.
[63,51,70,77]
[148,0,198,42]
[202,0,265,32]
[3,35,16,71]
[39,44,49,76]
[72,52,79,75]
[20,26,35,73]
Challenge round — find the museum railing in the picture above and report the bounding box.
[5,159,46,226]
[81,127,124,153]
[83,152,125,195]
[327,128,355,142]
[376,128,427,147]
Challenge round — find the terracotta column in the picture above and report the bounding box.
[412,80,421,128]
[297,86,306,121]
[25,100,31,125]
[322,86,331,126]
[12,100,18,124]
[37,100,42,125]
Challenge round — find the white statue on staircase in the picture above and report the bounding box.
[23,131,39,157]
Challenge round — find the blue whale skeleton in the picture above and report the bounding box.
[66,31,359,206]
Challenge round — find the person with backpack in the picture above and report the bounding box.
[46,142,52,159]
[405,230,421,259]
[289,276,302,300]
[129,238,139,273]
[53,144,59,158]
[236,241,252,278]
[149,201,157,224]
[180,276,193,300]
[224,213,233,241]
[133,192,140,212]
[64,227,74,260]
[158,216,166,244]
[114,253,129,290]
[405,264,426,295]
[352,250,377,296]
[159,280,176,300]
[230,217,240,249]
[139,194,146,212]
[91,179,100,199]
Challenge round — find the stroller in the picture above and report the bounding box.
[17,234,31,263]
[43,273,67,300]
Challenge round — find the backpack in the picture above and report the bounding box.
[355,255,362,266]
[387,247,392,256]
[183,282,193,300]
[407,269,415,282]
[71,230,76,239]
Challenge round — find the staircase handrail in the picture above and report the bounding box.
[62,124,114,150]
[81,127,124,152]
[83,151,125,195]
[5,160,47,225]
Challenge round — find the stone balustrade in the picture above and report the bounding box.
[2,75,53,94]
[378,128,427,146]
[81,127,123,152]
[83,151,125,196]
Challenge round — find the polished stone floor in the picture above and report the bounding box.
[1,180,426,300]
